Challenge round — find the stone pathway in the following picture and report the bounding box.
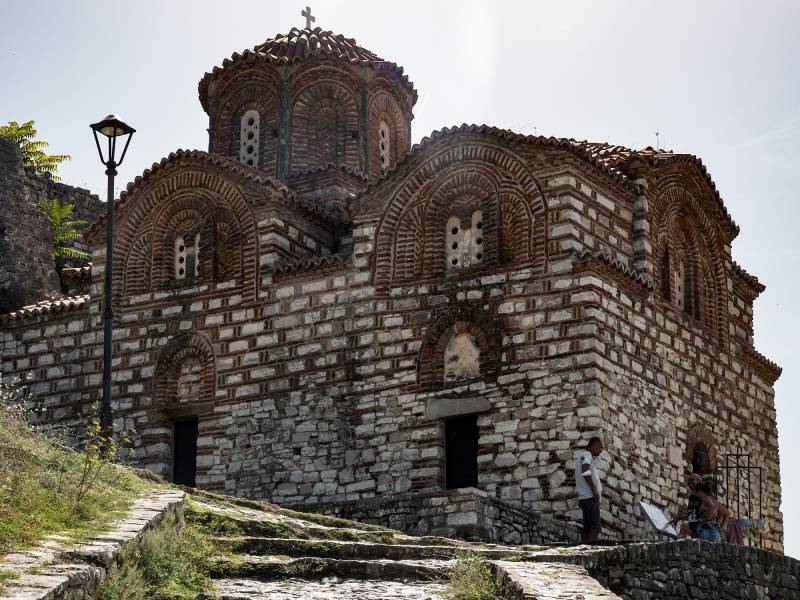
[0,491,185,600]
[496,561,622,600]
[214,577,448,599]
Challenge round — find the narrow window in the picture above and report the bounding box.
[470,210,484,265]
[445,216,463,269]
[240,109,260,167]
[174,236,186,279]
[661,247,671,301]
[445,210,483,271]
[445,414,479,489]
[378,120,391,173]
[674,255,685,310]
[175,233,200,280]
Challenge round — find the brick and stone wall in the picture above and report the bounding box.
[0,101,781,555]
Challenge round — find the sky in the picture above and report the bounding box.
[1,0,798,555]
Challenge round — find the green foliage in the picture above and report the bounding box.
[0,120,70,180]
[36,198,91,271]
[96,510,214,600]
[0,374,150,555]
[441,554,501,600]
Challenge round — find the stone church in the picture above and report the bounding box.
[0,23,784,551]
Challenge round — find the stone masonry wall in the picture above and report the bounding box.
[583,540,799,599]
[0,137,101,313]
[0,143,780,551]
[0,137,60,312]
[291,487,582,545]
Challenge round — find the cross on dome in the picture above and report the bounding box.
[302,6,315,29]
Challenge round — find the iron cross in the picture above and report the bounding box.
[302,6,315,29]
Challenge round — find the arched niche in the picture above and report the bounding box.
[153,332,216,409]
[374,142,546,287]
[291,79,360,172]
[418,305,502,388]
[367,90,408,177]
[113,162,259,304]
[652,185,726,342]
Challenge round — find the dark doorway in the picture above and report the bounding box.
[445,414,479,489]
[173,418,198,487]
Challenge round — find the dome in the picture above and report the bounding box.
[199,27,416,114]
[199,27,416,182]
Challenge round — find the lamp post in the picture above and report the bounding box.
[90,115,135,434]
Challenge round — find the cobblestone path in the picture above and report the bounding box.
[214,577,448,599]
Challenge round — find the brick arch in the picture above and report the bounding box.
[652,184,727,343]
[151,193,216,285]
[153,332,216,407]
[123,232,151,296]
[375,142,546,285]
[417,305,502,388]
[213,83,279,174]
[291,79,360,172]
[112,164,259,303]
[367,89,409,178]
[685,423,717,477]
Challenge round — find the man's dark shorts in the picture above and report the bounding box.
[579,497,601,534]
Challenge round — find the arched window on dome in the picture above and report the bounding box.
[239,110,260,167]
[378,120,391,174]
[445,210,484,270]
[174,233,201,280]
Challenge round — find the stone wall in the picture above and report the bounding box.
[0,133,782,552]
[582,540,800,599]
[0,138,59,312]
[0,137,101,312]
[291,487,581,545]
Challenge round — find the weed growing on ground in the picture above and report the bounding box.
[0,374,150,554]
[440,554,501,600]
[96,509,214,600]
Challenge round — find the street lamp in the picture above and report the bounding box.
[90,115,135,434]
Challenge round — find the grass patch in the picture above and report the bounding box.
[96,509,213,600]
[440,554,501,600]
[0,381,151,555]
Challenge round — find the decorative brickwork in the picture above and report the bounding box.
[0,26,784,554]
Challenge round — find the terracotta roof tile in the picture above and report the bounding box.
[87,150,347,244]
[731,261,765,295]
[569,140,738,239]
[740,347,782,384]
[199,27,416,111]
[0,295,90,324]
[357,125,738,239]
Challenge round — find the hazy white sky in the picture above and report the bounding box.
[1,0,798,556]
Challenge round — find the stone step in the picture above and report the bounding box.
[213,536,538,562]
[213,578,448,600]
[208,555,454,582]
[496,561,622,600]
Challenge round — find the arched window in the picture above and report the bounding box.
[445,210,483,270]
[378,120,391,173]
[239,109,260,166]
[174,233,200,280]
[444,332,481,382]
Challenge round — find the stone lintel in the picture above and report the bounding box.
[425,396,490,420]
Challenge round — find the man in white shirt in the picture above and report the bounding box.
[575,436,603,541]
